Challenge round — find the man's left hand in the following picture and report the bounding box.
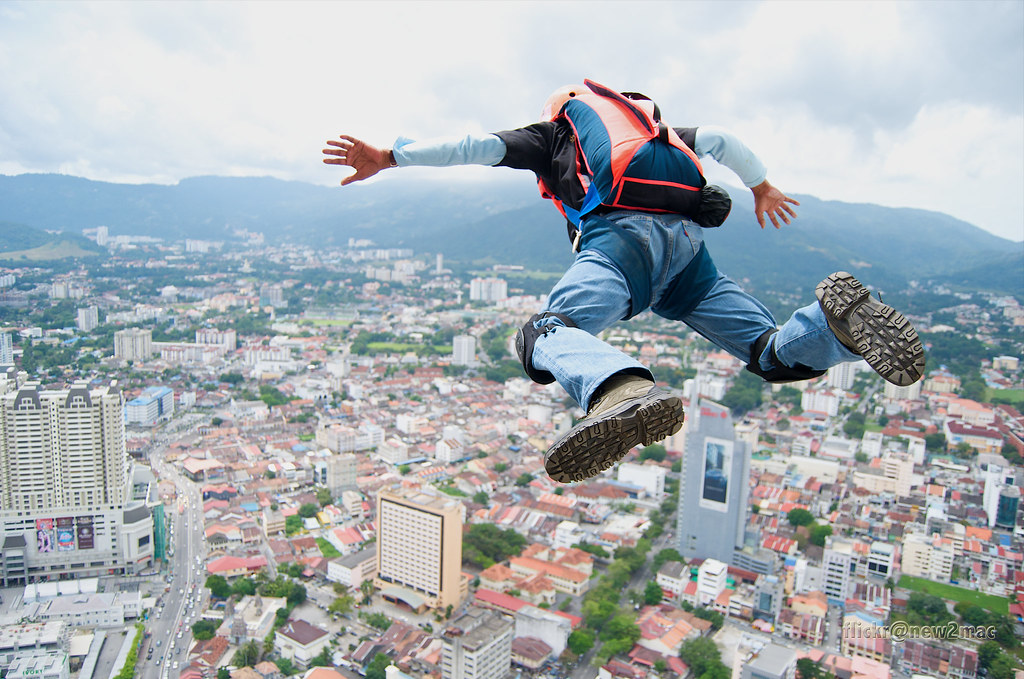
[751,180,799,229]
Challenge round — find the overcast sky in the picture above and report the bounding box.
[1,1,1021,242]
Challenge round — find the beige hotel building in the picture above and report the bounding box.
[375,487,466,612]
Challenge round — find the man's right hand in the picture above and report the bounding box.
[322,135,393,186]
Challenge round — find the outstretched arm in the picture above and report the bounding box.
[322,135,394,186]
[323,133,508,186]
[692,126,800,229]
[751,180,800,229]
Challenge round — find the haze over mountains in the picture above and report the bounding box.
[0,173,1020,297]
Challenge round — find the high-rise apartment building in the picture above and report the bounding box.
[376,488,465,612]
[313,452,358,499]
[0,379,153,586]
[442,607,514,679]
[76,306,98,333]
[196,328,237,351]
[113,328,153,362]
[452,335,476,366]
[468,278,508,303]
[677,399,750,564]
[0,331,12,366]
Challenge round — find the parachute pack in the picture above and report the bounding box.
[540,79,730,231]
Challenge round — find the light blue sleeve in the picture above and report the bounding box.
[693,126,767,188]
[392,134,506,167]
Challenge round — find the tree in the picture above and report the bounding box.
[638,444,667,462]
[217,669,231,679]
[473,491,489,505]
[924,432,947,452]
[978,641,1002,671]
[721,370,763,414]
[809,524,833,547]
[231,577,256,597]
[787,508,814,527]
[843,411,866,438]
[567,628,594,656]
[797,658,833,679]
[274,657,297,676]
[191,619,219,641]
[316,487,333,506]
[205,574,232,599]
[232,639,261,667]
[652,548,683,571]
[310,646,333,667]
[286,583,307,607]
[365,654,392,679]
[643,580,663,605]
[679,637,726,678]
[285,514,302,535]
[329,595,354,615]
[298,503,320,518]
[515,472,533,487]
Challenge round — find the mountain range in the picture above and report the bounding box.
[0,173,1020,298]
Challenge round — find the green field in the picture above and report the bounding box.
[0,240,102,261]
[898,575,1009,614]
[987,388,1024,406]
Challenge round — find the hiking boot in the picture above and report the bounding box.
[544,374,685,484]
[815,271,926,387]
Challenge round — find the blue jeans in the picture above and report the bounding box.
[531,211,860,409]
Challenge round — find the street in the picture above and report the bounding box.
[139,425,207,679]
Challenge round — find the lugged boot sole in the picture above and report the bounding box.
[816,271,926,387]
[545,392,684,483]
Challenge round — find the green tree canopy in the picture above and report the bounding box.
[787,508,814,527]
[643,580,663,605]
[191,619,219,641]
[566,628,595,656]
[205,574,231,599]
[809,524,833,547]
[462,523,527,568]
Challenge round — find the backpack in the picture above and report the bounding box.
[540,79,730,232]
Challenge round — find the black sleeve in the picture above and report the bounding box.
[493,122,560,175]
[674,127,698,151]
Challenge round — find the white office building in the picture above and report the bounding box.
[697,558,727,606]
[442,607,513,679]
[617,462,666,498]
[822,538,855,604]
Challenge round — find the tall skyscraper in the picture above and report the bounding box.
[0,380,154,585]
[442,607,514,679]
[376,488,465,612]
[676,398,750,564]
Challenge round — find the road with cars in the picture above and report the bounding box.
[137,424,208,679]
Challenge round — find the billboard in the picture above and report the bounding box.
[699,437,733,512]
[77,515,95,550]
[56,517,76,551]
[36,518,55,553]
